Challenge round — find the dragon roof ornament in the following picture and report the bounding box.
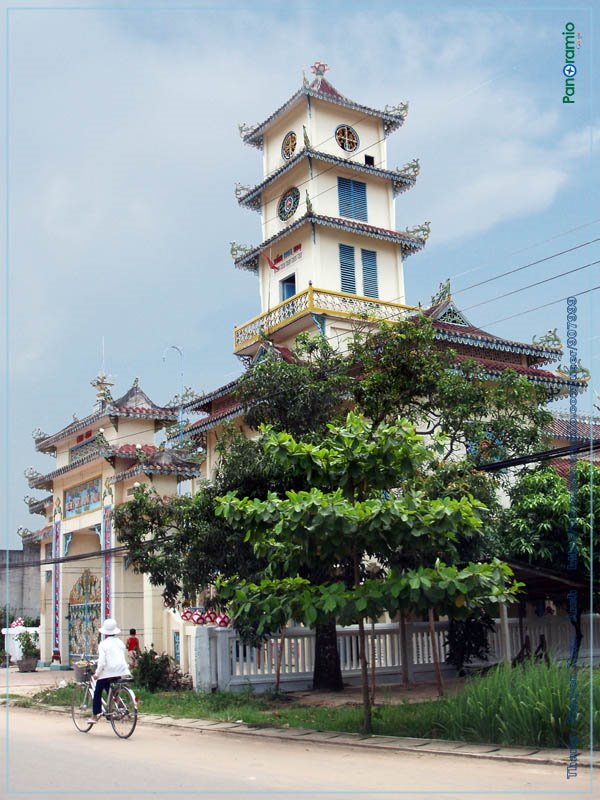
[405,220,431,241]
[230,242,254,260]
[238,122,258,139]
[397,158,420,179]
[532,328,562,349]
[430,279,452,307]
[384,101,409,119]
[234,182,253,201]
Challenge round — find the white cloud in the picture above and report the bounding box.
[5,4,598,541]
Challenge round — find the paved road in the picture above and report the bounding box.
[0,707,592,799]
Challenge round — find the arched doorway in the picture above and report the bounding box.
[68,569,101,663]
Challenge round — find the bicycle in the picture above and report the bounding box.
[71,662,138,739]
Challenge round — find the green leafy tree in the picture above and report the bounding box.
[505,461,599,575]
[116,317,549,694]
[114,431,284,604]
[348,318,553,463]
[503,461,599,659]
[216,413,521,732]
[235,333,351,439]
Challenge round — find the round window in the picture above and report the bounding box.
[277,187,300,221]
[335,124,360,152]
[281,131,297,161]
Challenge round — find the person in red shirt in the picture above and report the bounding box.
[126,628,140,669]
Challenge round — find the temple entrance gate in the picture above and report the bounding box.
[68,569,101,663]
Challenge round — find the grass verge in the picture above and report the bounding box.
[31,663,599,749]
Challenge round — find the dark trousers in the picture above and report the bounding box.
[92,677,114,716]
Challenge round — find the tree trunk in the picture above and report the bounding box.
[357,615,372,733]
[370,619,376,706]
[313,619,343,691]
[354,552,372,734]
[428,608,444,698]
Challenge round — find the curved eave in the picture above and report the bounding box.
[476,365,588,395]
[177,405,243,443]
[234,213,427,274]
[36,408,177,452]
[184,379,240,413]
[243,87,406,150]
[27,449,115,490]
[433,328,563,364]
[238,148,416,211]
[110,463,201,484]
[28,495,53,516]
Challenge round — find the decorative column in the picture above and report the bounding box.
[101,484,114,622]
[51,499,62,663]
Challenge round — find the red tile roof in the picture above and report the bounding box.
[455,354,587,390]
[113,444,158,457]
[181,404,243,441]
[549,458,600,478]
[546,413,600,442]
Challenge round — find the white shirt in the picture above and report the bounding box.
[96,636,130,679]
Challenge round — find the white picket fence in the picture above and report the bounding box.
[193,614,600,693]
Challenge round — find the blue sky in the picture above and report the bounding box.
[2,0,598,546]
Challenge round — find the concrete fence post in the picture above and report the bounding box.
[499,603,512,665]
[194,626,212,692]
[215,627,233,691]
[405,621,415,683]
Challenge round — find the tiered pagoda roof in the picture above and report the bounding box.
[234,211,428,273]
[423,300,587,395]
[240,65,408,150]
[237,148,418,212]
[26,442,200,491]
[35,378,178,454]
[177,301,588,446]
[27,377,200,496]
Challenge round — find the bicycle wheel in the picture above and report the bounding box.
[71,683,93,733]
[109,686,138,739]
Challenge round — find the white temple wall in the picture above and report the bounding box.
[260,227,315,312]
[315,229,404,303]
[311,163,393,228]
[310,101,385,168]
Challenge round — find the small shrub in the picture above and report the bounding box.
[132,646,192,693]
[16,631,40,660]
[445,612,495,674]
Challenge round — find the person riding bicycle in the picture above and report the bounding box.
[88,618,130,723]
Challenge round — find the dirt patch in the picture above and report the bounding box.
[289,678,466,707]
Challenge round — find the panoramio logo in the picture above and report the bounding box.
[563,22,577,104]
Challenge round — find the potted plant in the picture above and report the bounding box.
[16,631,40,672]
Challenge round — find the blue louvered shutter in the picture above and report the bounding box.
[338,177,368,221]
[361,249,378,298]
[339,244,356,294]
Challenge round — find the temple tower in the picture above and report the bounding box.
[232,62,430,358]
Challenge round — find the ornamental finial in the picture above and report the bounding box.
[310,61,329,78]
[430,279,451,307]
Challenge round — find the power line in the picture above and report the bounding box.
[487,284,600,326]
[453,239,600,296]
[450,219,600,282]
[462,257,600,313]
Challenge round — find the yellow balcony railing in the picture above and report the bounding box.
[233,287,416,351]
